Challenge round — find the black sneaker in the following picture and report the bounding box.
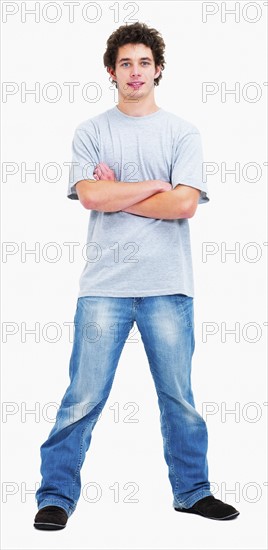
[174,495,240,520]
[34,505,68,530]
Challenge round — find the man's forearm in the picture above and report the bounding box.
[121,189,190,220]
[87,179,166,212]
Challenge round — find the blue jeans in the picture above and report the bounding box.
[36,295,212,516]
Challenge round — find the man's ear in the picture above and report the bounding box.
[107,67,116,81]
[154,66,162,79]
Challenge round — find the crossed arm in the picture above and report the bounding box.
[122,185,200,219]
[75,162,201,220]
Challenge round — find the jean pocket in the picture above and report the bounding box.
[174,294,194,328]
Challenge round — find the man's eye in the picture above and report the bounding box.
[121,62,150,67]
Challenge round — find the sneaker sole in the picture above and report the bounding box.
[34,521,67,530]
[174,507,240,520]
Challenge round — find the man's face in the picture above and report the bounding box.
[108,43,161,101]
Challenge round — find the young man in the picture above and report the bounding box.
[34,22,239,530]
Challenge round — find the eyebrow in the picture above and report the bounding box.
[117,57,152,63]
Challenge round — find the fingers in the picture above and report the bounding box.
[94,164,104,179]
[95,163,108,173]
[94,166,102,179]
[94,163,115,181]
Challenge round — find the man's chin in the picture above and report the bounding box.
[121,89,145,101]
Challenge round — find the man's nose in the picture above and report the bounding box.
[130,66,141,77]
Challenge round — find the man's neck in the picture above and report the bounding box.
[116,98,160,117]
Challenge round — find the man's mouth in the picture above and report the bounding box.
[127,82,144,89]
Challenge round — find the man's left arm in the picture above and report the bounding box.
[121,129,209,219]
[122,184,201,219]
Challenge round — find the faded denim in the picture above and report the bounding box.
[36,295,212,516]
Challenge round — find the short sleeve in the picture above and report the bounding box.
[171,131,209,205]
[67,128,100,200]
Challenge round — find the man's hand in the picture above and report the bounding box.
[157,181,173,192]
[93,162,116,181]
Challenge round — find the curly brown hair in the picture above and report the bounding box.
[103,21,166,88]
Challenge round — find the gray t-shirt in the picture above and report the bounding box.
[67,106,210,298]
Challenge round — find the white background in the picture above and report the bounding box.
[1,1,267,549]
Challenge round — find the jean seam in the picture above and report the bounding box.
[161,394,178,489]
[150,371,180,492]
[71,422,88,502]
[71,404,104,501]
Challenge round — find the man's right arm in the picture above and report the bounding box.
[75,179,171,212]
